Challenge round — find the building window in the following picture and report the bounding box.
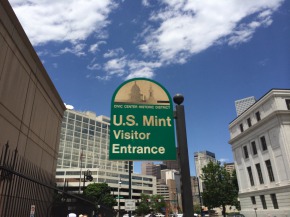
[243,146,249,159]
[251,196,256,205]
[265,160,275,182]
[260,136,267,151]
[260,195,267,209]
[247,118,252,127]
[240,124,244,132]
[247,166,255,186]
[270,194,279,209]
[286,99,290,110]
[255,163,264,184]
[251,141,257,155]
[255,111,261,121]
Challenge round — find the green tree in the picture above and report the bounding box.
[150,195,166,213]
[231,169,241,210]
[135,194,151,216]
[83,182,117,211]
[135,194,166,216]
[200,161,239,217]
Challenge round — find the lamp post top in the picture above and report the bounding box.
[173,94,184,105]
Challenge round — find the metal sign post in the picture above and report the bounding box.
[173,94,194,217]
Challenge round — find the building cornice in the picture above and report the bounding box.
[229,89,290,126]
[229,110,290,145]
[238,183,290,197]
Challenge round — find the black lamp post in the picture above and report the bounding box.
[83,169,93,189]
[118,179,122,217]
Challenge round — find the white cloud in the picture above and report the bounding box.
[89,41,107,54]
[103,48,125,58]
[59,43,86,56]
[125,67,154,80]
[103,57,127,77]
[9,0,117,45]
[9,0,284,80]
[219,158,229,163]
[139,0,283,64]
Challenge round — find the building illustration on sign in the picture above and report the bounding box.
[114,80,170,105]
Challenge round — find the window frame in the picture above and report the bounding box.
[251,141,258,155]
[251,196,256,205]
[260,136,268,151]
[243,145,249,159]
[240,123,244,132]
[255,111,261,121]
[247,118,252,127]
[265,160,275,182]
[247,166,255,186]
[255,163,264,184]
[286,99,290,110]
[270,194,279,209]
[260,195,267,209]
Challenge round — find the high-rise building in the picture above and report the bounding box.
[229,89,290,217]
[141,162,155,176]
[56,109,157,212]
[235,96,256,116]
[163,147,179,171]
[194,151,217,192]
[141,162,167,179]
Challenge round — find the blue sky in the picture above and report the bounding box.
[9,0,290,175]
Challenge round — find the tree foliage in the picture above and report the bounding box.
[83,182,117,211]
[200,161,239,217]
[135,193,166,216]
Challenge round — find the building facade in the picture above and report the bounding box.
[194,151,217,192]
[229,89,290,217]
[224,162,235,175]
[0,1,65,216]
[56,109,157,212]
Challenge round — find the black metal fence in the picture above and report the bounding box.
[0,142,95,217]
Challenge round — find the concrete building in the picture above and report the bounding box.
[56,109,157,212]
[163,147,179,171]
[194,151,217,192]
[229,89,290,217]
[141,162,155,176]
[0,1,66,216]
[224,162,235,175]
[235,96,256,116]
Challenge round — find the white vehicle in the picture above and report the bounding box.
[123,214,134,217]
[155,213,165,217]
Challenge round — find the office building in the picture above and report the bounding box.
[224,162,235,175]
[0,1,66,216]
[141,162,155,176]
[56,109,156,212]
[194,151,217,192]
[163,147,179,171]
[229,89,290,217]
[141,162,167,179]
[235,96,256,116]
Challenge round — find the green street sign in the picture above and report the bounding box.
[109,78,176,161]
[116,196,124,199]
